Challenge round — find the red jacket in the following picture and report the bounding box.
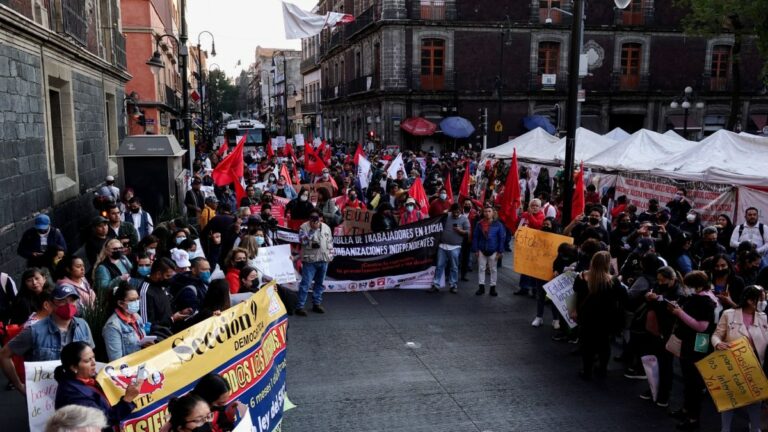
[428,199,451,218]
[225,268,240,294]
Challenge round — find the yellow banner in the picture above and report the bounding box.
[513,227,573,281]
[695,337,768,412]
[95,282,286,411]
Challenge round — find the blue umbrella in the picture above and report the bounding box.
[522,115,557,135]
[440,116,476,139]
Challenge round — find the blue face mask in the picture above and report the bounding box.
[199,271,211,283]
[137,266,151,277]
[126,300,140,314]
[255,236,265,246]
[175,236,187,245]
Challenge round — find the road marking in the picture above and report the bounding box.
[363,291,378,305]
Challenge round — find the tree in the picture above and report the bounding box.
[207,69,238,123]
[674,0,768,130]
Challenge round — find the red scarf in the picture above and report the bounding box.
[77,377,108,400]
[116,309,143,340]
[523,211,545,230]
[480,219,491,237]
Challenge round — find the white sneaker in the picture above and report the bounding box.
[531,317,544,327]
[552,320,561,330]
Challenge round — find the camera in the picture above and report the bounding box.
[311,242,320,249]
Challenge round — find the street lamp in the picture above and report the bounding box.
[272,51,297,137]
[670,86,705,139]
[196,30,216,149]
[561,0,631,224]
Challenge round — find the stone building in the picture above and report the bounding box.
[312,0,768,150]
[0,0,130,275]
[301,34,322,140]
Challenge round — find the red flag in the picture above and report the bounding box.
[445,173,454,204]
[571,162,585,223]
[284,141,294,157]
[353,143,365,165]
[458,160,471,201]
[497,149,521,232]
[304,143,327,175]
[266,138,274,158]
[216,142,229,157]
[212,135,247,204]
[408,178,429,215]
[280,164,294,186]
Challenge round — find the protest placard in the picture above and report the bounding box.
[695,337,768,412]
[249,245,297,284]
[542,272,577,328]
[513,227,573,281]
[342,208,373,235]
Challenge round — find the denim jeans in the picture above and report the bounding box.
[297,261,329,309]
[433,247,461,288]
[721,402,762,432]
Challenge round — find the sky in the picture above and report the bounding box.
[187,0,318,79]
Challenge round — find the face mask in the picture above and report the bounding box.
[146,248,156,257]
[439,193,447,200]
[588,217,600,225]
[713,269,728,277]
[54,303,77,320]
[686,214,696,223]
[255,236,265,246]
[323,173,329,179]
[674,195,683,201]
[37,229,48,235]
[758,301,768,312]
[125,300,140,314]
[619,221,631,230]
[175,237,186,245]
[110,250,123,260]
[199,271,211,283]
[542,226,553,233]
[349,195,356,201]
[130,208,140,214]
[211,405,227,413]
[300,195,308,202]
[190,424,212,432]
[464,206,471,212]
[137,266,151,277]
[234,261,246,270]
[406,205,414,212]
[649,205,659,212]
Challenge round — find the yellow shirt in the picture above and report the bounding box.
[199,207,216,230]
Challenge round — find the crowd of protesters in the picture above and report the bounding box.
[2,136,768,431]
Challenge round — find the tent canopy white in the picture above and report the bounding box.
[604,127,631,141]
[662,130,687,141]
[586,129,697,171]
[553,128,618,163]
[480,127,559,161]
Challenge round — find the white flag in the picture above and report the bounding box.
[358,155,371,189]
[386,153,405,179]
[282,2,354,40]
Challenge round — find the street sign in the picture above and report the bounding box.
[494,121,503,133]
[577,89,586,103]
[145,118,155,125]
[542,74,557,86]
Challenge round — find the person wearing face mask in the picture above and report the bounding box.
[0,283,94,394]
[53,342,140,428]
[131,254,153,279]
[17,214,68,271]
[711,285,768,432]
[399,197,425,225]
[343,190,367,211]
[93,239,133,293]
[371,203,399,233]
[429,204,470,294]
[102,281,152,361]
[169,258,211,318]
[565,206,610,246]
[286,187,315,231]
[666,188,692,226]
[190,373,245,432]
[165,394,215,432]
[428,188,452,218]
[707,253,746,310]
[690,226,726,269]
[295,210,334,316]
[638,198,661,224]
[224,248,249,295]
[122,197,154,241]
[609,213,635,270]
[138,258,188,338]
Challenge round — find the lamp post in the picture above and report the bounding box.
[284,83,298,137]
[196,31,216,149]
[670,86,704,139]
[146,0,190,172]
[561,0,630,224]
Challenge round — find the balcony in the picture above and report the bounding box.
[345,5,376,40]
[61,0,87,46]
[300,55,319,74]
[165,86,180,112]
[329,29,344,51]
[113,31,127,70]
[348,75,378,94]
[321,84,346,101]
[420,1,445,20]
[301,102,319,114]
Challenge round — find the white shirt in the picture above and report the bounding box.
[127,210,154,240]
[730,222,768,254]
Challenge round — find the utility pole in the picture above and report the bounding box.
[561,0,585,224]
[282,55,289,138]
[179,0,191,171]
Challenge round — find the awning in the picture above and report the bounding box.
[522,115,556,135]
[666,114,702,130]
[400,117,437,136]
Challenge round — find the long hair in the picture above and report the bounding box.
[225,247,249,270]
[53,341,90,382]
[586,251,613,295]
[239,236,259,260]
[191,373,231,406]
[167,394,206,431]
[92,239,122,281]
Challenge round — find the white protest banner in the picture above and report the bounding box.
[249,245,297,284]
[274,136,286,149]
[358,155,371,189]
[386,153,405,179]
[542,272,577,329]
[294,134,305,147]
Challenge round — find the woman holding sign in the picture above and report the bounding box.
[710,285,768,432]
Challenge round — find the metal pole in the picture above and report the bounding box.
[496,29,504,147]
[683,107,689,138]
[561,0,585,224]
[197,43,205,150]
[267,74,272,134]
[283,55,289,137]
[180,0,191,172]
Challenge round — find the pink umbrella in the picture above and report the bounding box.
[400,117,437,136]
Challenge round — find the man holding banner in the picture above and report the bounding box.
[295,209,335,316]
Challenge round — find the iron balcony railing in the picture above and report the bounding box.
[62,0,87,46]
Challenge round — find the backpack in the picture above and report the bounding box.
[738,223,765,239]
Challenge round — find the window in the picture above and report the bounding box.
[104,93,118,168]
[49,89,65,175]
[622,0,645,25]
[420,38,445,90]
[420,0,445,20]
[539,0,562,24]
[620,43,642,90]
[46,70,78,203]
[538,41,560,84]
[355,51,361,78]
[711,45,731,91]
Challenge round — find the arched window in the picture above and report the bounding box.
[420,38,445,90]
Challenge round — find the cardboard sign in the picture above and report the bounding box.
[294,182,334,198]
[696,337,768,412]
[542,272,577,328]
[513,227,573,281]
[249,245,297,284]
[342,208,373,235]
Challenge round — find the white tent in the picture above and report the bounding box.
[662,130,687,141]
[653,129,768,185]
[553,128,618,163]
[481,127,559,161]
[586,129,697,171]
[604,127,631,141]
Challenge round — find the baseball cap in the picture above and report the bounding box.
[105,175,115,182]
[191,177,202,185]
[309,214,321,222]
[52,283,80,301]
[171,248,191,268]
[405,197,416,205]
[90,216,108,226]
[34,214,50,230]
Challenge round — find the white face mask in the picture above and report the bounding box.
[758,300,767,312]
[439,193,447,200]
[686,214,696,223]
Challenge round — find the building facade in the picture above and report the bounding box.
[0,0,130,275]
[301,34,322,140]
[312,0,767,150]
[272,49,302,137]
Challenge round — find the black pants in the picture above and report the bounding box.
[581,329,611,377]
[681,358,705,421]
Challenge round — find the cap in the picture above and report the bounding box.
[34,214,50,230]
[191,177,202,185]
[405,197,417,205]
[204,196,218,204]
[247,215,261,225]
[105,175,115,182]
[635,238,655,253]
[171,248,191,268]
[309,214,321,222]
[90,216,108,226]
[52,283,80,301]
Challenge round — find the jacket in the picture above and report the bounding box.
[471,220,506,254]
[102,311,145,361]
[169,272,209,313]
[299,221,334,263]
[26,317,94,361]
[17,227,67,268]
[106,221,139,250]
[712,308,768,365]
[54,377,135,427]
